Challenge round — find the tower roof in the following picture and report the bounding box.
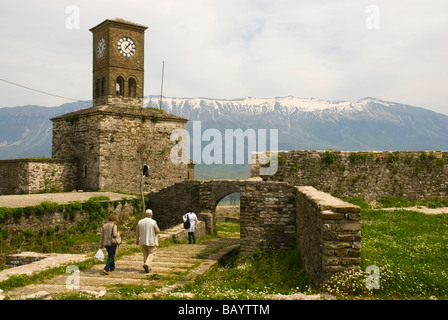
[50,105,188,123]
[89,18,148,33]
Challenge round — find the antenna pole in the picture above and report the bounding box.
[159,61,165,109]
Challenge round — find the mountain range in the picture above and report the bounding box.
[1,96,447,179]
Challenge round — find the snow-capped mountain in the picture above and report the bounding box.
[1,96,447,161]
[145,96,448,151]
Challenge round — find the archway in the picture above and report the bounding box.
[214,192,240,239]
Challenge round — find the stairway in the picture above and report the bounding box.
[1,237,239,300]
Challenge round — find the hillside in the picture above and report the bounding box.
[1,96,447,179]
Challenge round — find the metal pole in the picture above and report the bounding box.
[159,61,165,110]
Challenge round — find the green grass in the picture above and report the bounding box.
[173,246,309,299]
[324,209,448,299]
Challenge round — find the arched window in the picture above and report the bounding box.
[142,165,149,177]
[116,76,124,95]
[95,79,100,98]
[101,77,106,96]
[83,164,88,178]
[128,78,136,97]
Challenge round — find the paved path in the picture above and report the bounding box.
[1,237,239,300]
[0,192,136,208]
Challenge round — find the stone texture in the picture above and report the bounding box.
[295,186,361,288]
[0,159,76,195]
[148,179,297,254]
[252,150,448,201]
[51,105,190,194]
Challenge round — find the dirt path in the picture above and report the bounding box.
[378,206,448,214]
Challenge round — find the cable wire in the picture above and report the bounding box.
[0,78,82,102]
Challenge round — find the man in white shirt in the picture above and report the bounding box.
[136,209,160,273]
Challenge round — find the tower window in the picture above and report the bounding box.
[101,77,106,96]
[83,164,88,178]
[95,79,100,98]
[142,165,149,177]
[116,77,124,95]
[128,78,136,97]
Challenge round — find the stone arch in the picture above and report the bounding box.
[215,192,240,223]
[95,79,100,98]
[128,77,137,97]
[101,77,106,96]
[116,76,124,95]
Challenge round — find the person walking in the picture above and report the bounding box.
[136,209,160,273]
[99,214,120,275]
[183,208,198,244]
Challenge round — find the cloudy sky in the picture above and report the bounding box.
[0,0,447,115]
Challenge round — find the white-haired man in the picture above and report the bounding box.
[136,209,160,273]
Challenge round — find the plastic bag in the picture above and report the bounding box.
[94,248,105,262]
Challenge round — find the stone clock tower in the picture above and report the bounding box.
[90,18,148,107]
[50,18,191,194]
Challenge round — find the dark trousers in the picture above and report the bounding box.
[105,245,116,271]
[188,232,196,244]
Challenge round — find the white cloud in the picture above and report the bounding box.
[0,0,447,115]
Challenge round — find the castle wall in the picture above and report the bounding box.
[98,111,189,193]
[252,150,448,201]
[52,113,102,191]
[0,159,77,195]
[51,106,190,194]
[147,179,360,286]
[295,186,361,287]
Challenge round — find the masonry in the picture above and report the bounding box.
[295,186,361,287]
[147,179,297,254]
[252,150,448,201]
[0,158,77,195]
[147,178,361,286]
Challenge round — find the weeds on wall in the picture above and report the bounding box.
[0,195,148,255]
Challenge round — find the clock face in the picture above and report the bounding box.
[96,38,106,59]
[117,37,136,57]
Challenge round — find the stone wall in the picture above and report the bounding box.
[295,186,361,287]
[0,159,77,195]
[147,179,297,254]
[252,150,448,201]
[239,181,296,254]
[51,105,190,194]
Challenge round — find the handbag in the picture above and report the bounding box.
[111,223,122,245]
[183,214,191,229]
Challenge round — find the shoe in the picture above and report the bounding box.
[103,270,110,275]
[143,265,149,273]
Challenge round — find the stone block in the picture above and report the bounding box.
[336,221,361,232]
[320,210,344,220]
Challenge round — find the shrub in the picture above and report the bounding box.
[323,149,336,164]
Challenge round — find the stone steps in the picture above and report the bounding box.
[1,237,239,300]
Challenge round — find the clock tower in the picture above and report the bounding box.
[90,18,148,107]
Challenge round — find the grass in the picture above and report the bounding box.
[343,195,448,209]
[323,208,448,299]
[172,247,309,299]
[3,204,448,300]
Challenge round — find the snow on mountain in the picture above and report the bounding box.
[1,96,447,161]
[144,95,448,151]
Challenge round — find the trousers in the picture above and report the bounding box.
[104,245,116,271]
[188,232,196,244]
[142,245,157,267]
